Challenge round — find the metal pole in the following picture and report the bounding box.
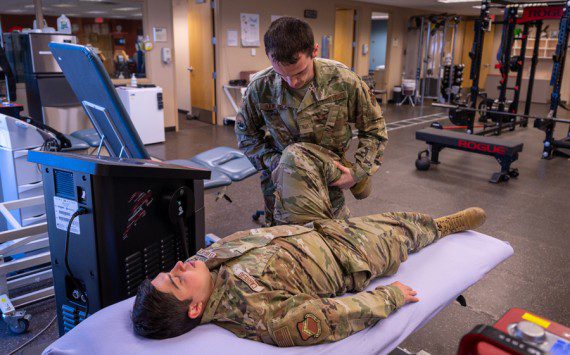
[524,21,541,118]
[511,23,529,117]
[468,0,490,133]
[447,20,458,104]
[415,17,425,105]
[422,20,432,105]
[34,0,44,30]
[437,19,447,103]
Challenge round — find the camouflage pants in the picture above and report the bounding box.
[264,143,350,226]
[314,211,441,289]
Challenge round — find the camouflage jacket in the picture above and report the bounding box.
[235,58,388,183]
[190,221,405,347]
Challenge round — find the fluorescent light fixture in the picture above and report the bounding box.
[372,12,389,20]
[86,10,106,14]
[438,0,479,3]
[53,3,76,8]
[115,7,140,11]
[24,4,35,8]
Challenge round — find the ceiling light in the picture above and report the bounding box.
[437,0,479,3]
[86,10,107,14]
[24,4,35,8]
[53,3,76,7]
[115,7,139,11]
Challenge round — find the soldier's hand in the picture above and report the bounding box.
[390,281,420,304]
[330,162,356,189]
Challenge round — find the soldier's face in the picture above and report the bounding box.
[152,260,213,318]
[270,45,318,89]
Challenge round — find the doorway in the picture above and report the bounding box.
[188,0,216,124]
[369,12,389,97]
[333,8,356,69]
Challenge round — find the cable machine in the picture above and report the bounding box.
[406,14,462,105]
[443,1,569,139]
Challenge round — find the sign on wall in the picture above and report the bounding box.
[153,27,167,42]
[241,13,260,47]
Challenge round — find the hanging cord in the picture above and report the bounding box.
[64,208,90,315]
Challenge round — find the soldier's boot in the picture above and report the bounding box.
[341,160,372,200]
[434,207,486,237]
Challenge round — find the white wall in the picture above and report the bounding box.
[144,0,178,129]
[173,0,191,112]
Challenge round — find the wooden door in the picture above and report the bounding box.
[188,0,216,124]
[333,9,355,68]
[461,20,495,89]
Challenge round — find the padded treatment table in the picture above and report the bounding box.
[191,146,257,182]
[168,159,232,189]
[63,135,90,151]
[43,231,513,355]
[70,128,101,148]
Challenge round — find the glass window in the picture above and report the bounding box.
[1,0,145,80]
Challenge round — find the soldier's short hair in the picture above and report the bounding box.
[131,279,202,339]
[264,17,315,64]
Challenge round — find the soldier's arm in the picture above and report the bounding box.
[266,285,405,347]
[347,76,388,183]
[235,86,281,171]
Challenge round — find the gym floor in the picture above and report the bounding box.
[2,103,569,355]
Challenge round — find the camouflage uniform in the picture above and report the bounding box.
[190,212,440,347]
[235,58,388,225]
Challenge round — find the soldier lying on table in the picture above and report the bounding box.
[131,207,486,347]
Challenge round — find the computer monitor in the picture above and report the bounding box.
[48,42,149,159]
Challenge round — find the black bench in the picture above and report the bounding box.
[415,127,524,183]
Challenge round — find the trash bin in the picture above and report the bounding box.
[393,86,402,104]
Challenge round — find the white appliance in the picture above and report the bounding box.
[116,86,165,145]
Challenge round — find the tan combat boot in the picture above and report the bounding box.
[434,207,487,237]
[341,160,372,200]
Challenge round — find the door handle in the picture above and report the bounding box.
[187,66,194,72]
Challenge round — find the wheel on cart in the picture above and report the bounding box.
[8,317,30,334]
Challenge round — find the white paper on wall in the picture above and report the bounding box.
[227,30,238,47]
[241,13,260,47]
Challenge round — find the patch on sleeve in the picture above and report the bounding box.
[197,249,216,259]
[297,313,322,341]
[232,265,264,292]
[271,326,295,347]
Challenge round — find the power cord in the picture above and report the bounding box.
[7,315,57,355]
[177,216,190,260]
[64,208,90,315]
[7,208,89,354]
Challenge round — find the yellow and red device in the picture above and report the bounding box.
[458,308,570,354]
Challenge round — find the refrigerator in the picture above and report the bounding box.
[116,86,165,145]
